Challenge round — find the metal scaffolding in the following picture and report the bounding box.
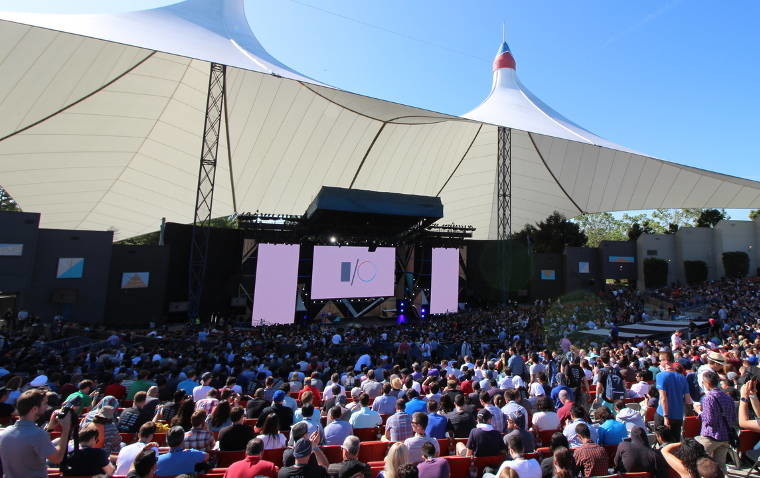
[188,62,226,321]
[497,126,512,239]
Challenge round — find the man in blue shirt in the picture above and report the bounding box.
[348,393,382,429]
[425,400,448,439]
[404,389,427,415]
[176,371,197,396]
[156,426,208,476]
[594,406,627,445]
[323,406,353,445]
[655,351,693,442]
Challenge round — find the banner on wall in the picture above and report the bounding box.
[609,256,635,263]
[121,272,150,288]
[578,261,590,273]
[540,269,556,280]
[56,258,84,278]
[0,243,23,256]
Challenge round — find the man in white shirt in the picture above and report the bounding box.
[115,422,157,476]
[192,372,214,402]
[697,351,726,394]
[491,434,541,478]
[562,404,598,447]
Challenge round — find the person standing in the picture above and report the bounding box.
[0,389,73,478]
[655,351,692,442]
[694,370,736,471]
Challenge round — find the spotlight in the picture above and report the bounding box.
[329,236,337,244]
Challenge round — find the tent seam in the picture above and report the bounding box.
[527,131,585,214]
[436,123,483,196]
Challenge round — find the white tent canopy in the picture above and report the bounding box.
[0,0,758,240]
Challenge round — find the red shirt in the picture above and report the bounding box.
[299,385,322,406]
[104,383,127,400]
[557,400,574,427]
[223,456,277,478]
[460,380,474,395]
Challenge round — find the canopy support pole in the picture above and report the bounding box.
[188,62,226,322]
[497,126,512,239]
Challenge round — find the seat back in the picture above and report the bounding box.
[321,445,344,463]
[358,440,389,463]
[603,444,618,464]
[216,450,245,467]
[476,455,507,474]
[261,447,285,467]
[537,429,560,447]
[682,416,701,438]
[443,455,472,477]
[354,427,380,442]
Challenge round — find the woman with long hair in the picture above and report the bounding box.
[206,400,231,432]
[661,439,723,478]
[170,398,195,431]
[259,412,286,450]
[552,447,577,478]
[378,442,410,478]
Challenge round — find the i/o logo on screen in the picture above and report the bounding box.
[340,259,377,285]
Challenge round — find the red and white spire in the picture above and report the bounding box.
[492,41,516,71]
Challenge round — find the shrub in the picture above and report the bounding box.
[643,258,668,288]
[722,251,749,278]
[683,260,708,284]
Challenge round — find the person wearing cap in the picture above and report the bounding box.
[192,372,214,402]
[28,374,48,389]
[404,412,440,464]
[278,435,330,477]
[459,407,505,457]
[697,351,726,395]
[224,437,278,478]
[504,409,535,455]
[327,435,371,478]
[258,389,294,431]
[155,425,208,476]
[89,404,122,455]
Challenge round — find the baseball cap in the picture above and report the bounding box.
[477,408,492,421]
[293,438,312,458]
[273,390,286,402]
[747,356,758,366]
[201,372,213,381]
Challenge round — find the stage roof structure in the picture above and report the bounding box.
[1,0,759,240]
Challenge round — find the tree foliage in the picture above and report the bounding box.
[512,211,587,253]
[0,186,20,212]
[696,209,728,228]
[750,209,760,221]
[573,212,626,247]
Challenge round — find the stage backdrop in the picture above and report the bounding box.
[311,246,395,299]
[251,243,300,325]
[430,248,459,314]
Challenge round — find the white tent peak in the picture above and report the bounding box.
[464,41,647,156]
[0,0,319,84]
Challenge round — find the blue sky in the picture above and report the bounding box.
[2,0,759,219]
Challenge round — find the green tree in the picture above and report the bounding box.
[650,208,702,229]
[696,209,728,228]
[750,209,760,220]
[512,211,587,253]
[0,186,20,211]
[627,220,657,241]
[573,212,627,247]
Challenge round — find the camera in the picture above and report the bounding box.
[55,395,82,420]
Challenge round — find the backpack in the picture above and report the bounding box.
[565,365,581,389]
[604,368,626,402]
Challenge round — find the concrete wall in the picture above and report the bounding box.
[105,245,171,326]
[564,247,601,291]
[598,241,637,282]
[0,212,40,304]
[25,229,113,323]
[675,227,717,281]
[636,234,677,287]
[714,220,757,278]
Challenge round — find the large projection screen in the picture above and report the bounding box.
[430,248,459,314]
[311,246,395,299]
[252,244,300,325]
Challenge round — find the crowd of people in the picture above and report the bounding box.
[0,278,759,478]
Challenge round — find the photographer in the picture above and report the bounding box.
[0,389,73,478]
[61,425,115,476]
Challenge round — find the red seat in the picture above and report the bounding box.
[216,450,245,467]
[535,447,551,459]
[321,445,344,463]
[476,455,507,474]
[369,461,385,477]
[380,414,391,424]
[358,441,389,463]
[739,429,760,452]
[645,406,656,422]
[682,416,701,438]
[444,456,473,477]
[354,427,380,442]
[152,432,167,446]
[603,444,618,464]
[523,452,542,460]
[119,432,135,444]
[620,473,652,478]
[243,418,257,428]
[536,429,560,447]
[261,447,285,467]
